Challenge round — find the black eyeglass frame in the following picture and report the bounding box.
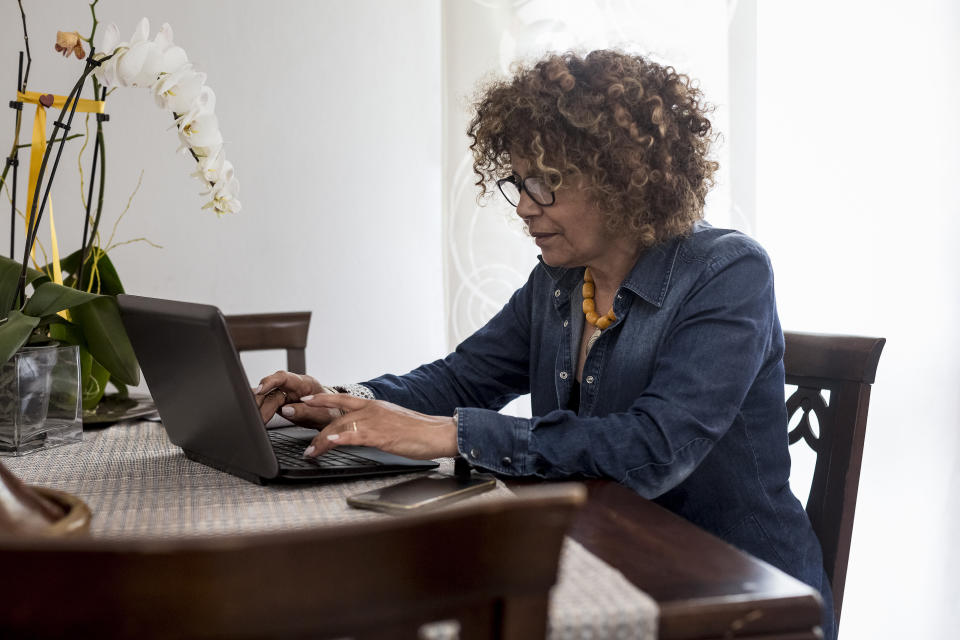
[495,173,556,207]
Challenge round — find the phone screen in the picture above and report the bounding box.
[347,473,496,514]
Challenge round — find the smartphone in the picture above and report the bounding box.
[347,472,496,514]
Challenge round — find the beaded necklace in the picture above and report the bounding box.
[582,268,616,330]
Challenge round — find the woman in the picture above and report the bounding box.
[256,50,835,638]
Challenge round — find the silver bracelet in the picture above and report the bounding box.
[332,384,376,400]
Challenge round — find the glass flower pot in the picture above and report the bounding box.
[0,344,82,456]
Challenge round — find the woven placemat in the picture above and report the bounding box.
[6,422,656,639]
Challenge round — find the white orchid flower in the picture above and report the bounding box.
[99,23,122,54]
[152,23,189,75]
[177,111,223,153]
[202,164,241,216]
[190,143,225,163]
[154,66,207,112]
[93,24,127,87]
[94,55,121,87]
[213,160,235,189]
[129,17,150,46]
[153,23,174,51]
[94,17,239,215]
[159,46,189,75]
[192,147,226,183]
[205,188,242,216]
[117,40,165,87]
[96,18,160,88]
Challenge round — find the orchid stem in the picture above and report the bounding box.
[79,86,107,288]
[16,0,31,93]
[16,134,83,149]
[2,0,33,258]
[87,1,102,100]
[7,52,25,259]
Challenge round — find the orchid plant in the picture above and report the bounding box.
[0,4,240,413]
[95,18,241,215]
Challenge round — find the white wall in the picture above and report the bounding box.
[756,2,960,637]
[0,0,445,387]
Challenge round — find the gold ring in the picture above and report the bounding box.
[352,422,358,432]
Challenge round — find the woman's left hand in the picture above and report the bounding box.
[299,394,458,461]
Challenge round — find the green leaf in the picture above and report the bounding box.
[82,354,110,411]
[49,321,86,346]
[45,248,82,279]
[109,376,129,399]
[71,297,140,386]
[22,281,100,317]
[85,249,125,296]
[78,344,92,383]
[43,247,124,296]
[0,310,41,364]
[0,255,48,319]
[0,260,20,317]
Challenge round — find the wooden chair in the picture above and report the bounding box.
[224,311,311,374]
[0,484,584,640]
[783,331,885,628]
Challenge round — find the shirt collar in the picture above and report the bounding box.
[536,231,686,309]
[618,237,682,308]
[536,257,584,295]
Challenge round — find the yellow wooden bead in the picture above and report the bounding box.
[585,311,599,325]
[596,316,612,330]
[582,282,595,298]
[582,299,595,314]
[583,268,594,283]
[607,311,617,322]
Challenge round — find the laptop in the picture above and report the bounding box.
[117,294,439,484]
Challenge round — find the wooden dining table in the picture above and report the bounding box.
[5,420,824,640]
[554,479,824,640]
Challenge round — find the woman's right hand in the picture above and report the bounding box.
[253,371,340,428]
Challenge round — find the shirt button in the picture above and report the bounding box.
[501,456,512,466]
[559,371,568,379]
[469,448,479,459]
[616,293,623,300]
[585,376,595,384]
[563,319,569,327]
[554,289,561,297]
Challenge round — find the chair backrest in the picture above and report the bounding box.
[783,331,885,626]
[224,311,311,374]
[0,484,584,640]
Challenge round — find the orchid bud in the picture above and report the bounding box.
[54,31,86,60]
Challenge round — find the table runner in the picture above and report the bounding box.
[6,423,657,639]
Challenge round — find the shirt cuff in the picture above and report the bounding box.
[454,407,531,476]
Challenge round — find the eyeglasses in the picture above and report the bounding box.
[496,173,556,207]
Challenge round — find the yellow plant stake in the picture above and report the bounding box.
[46,197,72,321]
[16,90,105,286]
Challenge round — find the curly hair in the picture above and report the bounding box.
[468,50,718,248]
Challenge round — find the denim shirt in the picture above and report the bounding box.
[363,223,834,637]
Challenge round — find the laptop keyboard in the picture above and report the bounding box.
[268,430,380,470]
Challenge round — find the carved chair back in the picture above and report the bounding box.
[0,484,585,640]
[224,311,311,374]
[783,331,885,626]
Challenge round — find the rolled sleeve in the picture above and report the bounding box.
[455,407,532,475]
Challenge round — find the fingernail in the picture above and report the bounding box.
[301,394,313,402]
[281,406,294,417]
[327,434,340,441]
[255,384,262,394]
[302,445,316,458]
